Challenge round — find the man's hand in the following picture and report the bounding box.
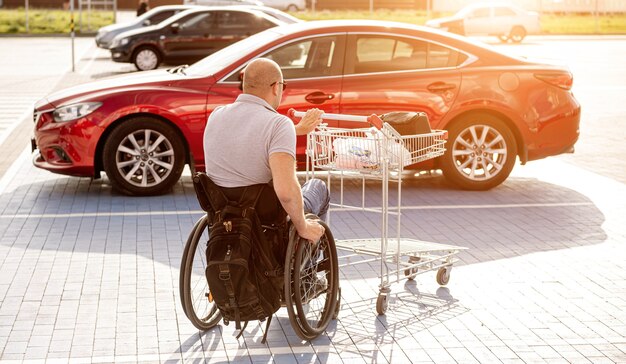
[297,219,325,243]
[295,108,324,136]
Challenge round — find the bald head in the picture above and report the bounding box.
[242,58,283,108]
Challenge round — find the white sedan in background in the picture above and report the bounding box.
[426,3,540,43]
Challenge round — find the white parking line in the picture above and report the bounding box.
[0,146,30,195]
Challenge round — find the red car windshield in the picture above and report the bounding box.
[185,29,284,77]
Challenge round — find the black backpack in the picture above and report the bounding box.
[192,173,285,343]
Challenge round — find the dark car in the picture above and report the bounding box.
[32,20,579,196]
[109,7,287,71]
[95,5,196,49]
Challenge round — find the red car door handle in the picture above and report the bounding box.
[427,82,456,92]
[305,91,335,104]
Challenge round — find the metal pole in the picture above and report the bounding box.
[25,0,29,33]
[70,0,76,72]
[427,0,431,21]
[595,0,599,34]
[113,0,117,24]
[369,0,373,14]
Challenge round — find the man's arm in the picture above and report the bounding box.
[269,152,324,242]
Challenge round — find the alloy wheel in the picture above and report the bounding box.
[115,129,175,188]
[451,124,508,182]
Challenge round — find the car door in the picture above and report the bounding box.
[212,11,277,51]
[161,11,216,59]
[339,33,464,130]
[207,34,346,166]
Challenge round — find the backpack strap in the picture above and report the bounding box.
[261,315,272,344]
[218,244,241,330]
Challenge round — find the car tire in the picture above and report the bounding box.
[102,117,186,196]
[286,4,298,11]
[509,26,526,43]
[133,46,161,71]
[440,113,517,191]
[498,34,509,43]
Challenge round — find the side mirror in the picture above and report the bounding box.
[171,23,180,34]
[142,19,151,26]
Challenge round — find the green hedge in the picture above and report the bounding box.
[0,8,113,34]
[1,8,625,34]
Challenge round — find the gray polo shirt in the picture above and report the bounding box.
[203,94,296,188]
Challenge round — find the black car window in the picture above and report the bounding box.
[348,35,467,74]
[494,7,516,16]
[216,11,272,31]
[179,12,214,33]
[147,10,175,25]
[224,36,341,82]
[266,36,339,79]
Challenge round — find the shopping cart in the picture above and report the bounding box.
[290,109,467,314]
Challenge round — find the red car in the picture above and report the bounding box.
[32,20,580,196]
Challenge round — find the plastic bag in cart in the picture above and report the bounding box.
[332,128,411,171]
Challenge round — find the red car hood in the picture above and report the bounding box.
[40,69,185,108]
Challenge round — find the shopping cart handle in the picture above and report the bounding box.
[288,108,383,130]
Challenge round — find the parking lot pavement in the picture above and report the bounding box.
[0,39,625,363]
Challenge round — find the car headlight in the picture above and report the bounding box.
[53,102,102,122]
[111,37,129,48]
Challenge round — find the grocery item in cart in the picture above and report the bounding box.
[380,111,431,136]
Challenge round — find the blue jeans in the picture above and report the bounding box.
[301,179,330,222]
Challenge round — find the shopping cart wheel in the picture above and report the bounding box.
[404,256,420,280]
[376,293,388,315]
[436,266,451,286]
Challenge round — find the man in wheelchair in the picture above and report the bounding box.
[202,57,329,245]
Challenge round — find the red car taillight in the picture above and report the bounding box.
[534,72,573,90]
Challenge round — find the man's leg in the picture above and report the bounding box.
[301,178,330,221]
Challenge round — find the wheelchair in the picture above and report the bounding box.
[179,177,341,341]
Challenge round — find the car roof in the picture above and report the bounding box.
[159,6,289,26]
[269,20,523,64]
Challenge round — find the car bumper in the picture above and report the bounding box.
[527,95,581,161]
[110,47,132,63]
[95,38,111,49]
[32,112,96,177]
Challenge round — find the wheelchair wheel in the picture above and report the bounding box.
[180,214,221,330]
[284,218,339,340]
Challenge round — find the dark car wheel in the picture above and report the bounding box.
[133,46,161,71]
[498,34,509,43]
[103,117,185,196]
[286,4,298,11]
[440,113,517,191]
[509,26,527,43]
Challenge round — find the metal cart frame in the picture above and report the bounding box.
[291,109,467,314]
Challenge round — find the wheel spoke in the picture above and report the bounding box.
[141,167,148,187]
[118,145,138,156]
[152,159,172,170]
[153,149,174,158]
[149,135,166,153]
[128,133,142,152]
[485,134,504,149]
[118,159,137,168]
[458,157,473,170]
[452,149,473,157]
[147,164,162,183]
[478,126,489,146]
[456,137,473,150]
[123,163,141,182]
[468,126,480,145]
